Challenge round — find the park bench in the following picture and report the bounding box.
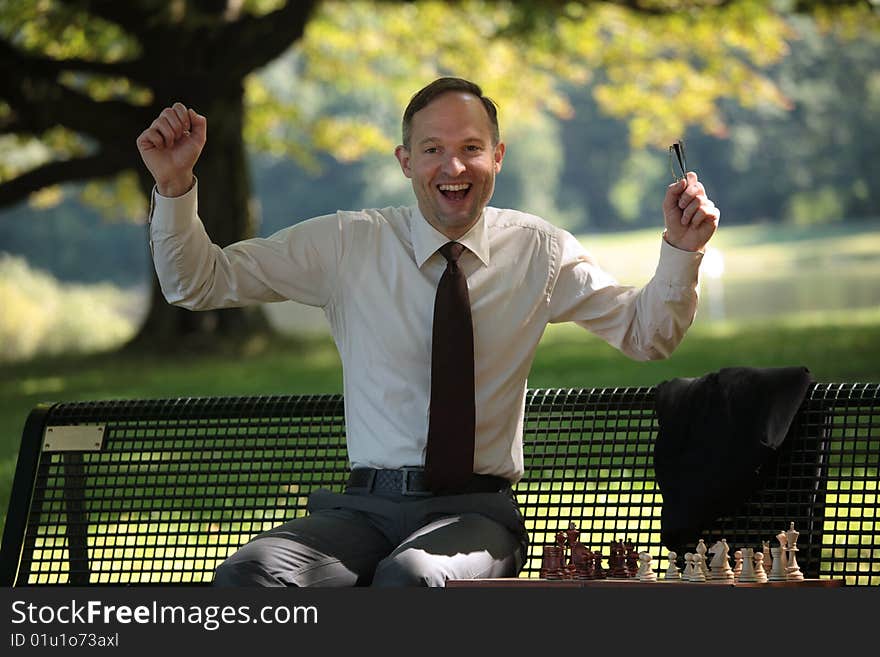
[2,383,878,586]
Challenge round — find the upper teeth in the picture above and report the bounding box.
[438,184,470,191]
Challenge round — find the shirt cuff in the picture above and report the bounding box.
[654,236,703,286]
[148,177,198,235]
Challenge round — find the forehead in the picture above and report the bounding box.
[410,91,494,142]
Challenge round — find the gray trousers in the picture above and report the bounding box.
[213,487,529,587]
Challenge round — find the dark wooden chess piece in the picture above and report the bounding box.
[565,522,582,577]
[608,539,629,578]
[624,538,638,578]
[540,545,566,580]
[571,542,594,579]
[592,551,607,579]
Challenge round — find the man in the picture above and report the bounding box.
[137,77,719,587]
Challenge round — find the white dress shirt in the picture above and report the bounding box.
[149,182,703,482]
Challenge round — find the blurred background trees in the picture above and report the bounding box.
[1,0,878,357]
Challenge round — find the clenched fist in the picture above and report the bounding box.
[136,102,207,197]
[662,171,720,253]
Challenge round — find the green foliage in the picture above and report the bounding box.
[283,0,794,157]
[0,0,139,61]
[0,254,137,363]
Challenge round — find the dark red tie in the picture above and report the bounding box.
[424,241,476,494]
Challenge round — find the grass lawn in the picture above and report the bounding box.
[3,218,880,544]
[3,307,880,539]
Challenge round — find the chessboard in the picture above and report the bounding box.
[453,520,846,587]
[446,578,843,588]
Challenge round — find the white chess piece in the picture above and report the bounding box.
[733,550,744,580]
[754,551,769,583]
[785,522,805,581]
[762,540,772,577]
[695,539,709,579]
[683,552,695,581]
[769,530,788,581]
[690,553,707,582]
[637,552,657,582]
[709,539,735,582]
[665,551,681,581]
[737,547,758,583]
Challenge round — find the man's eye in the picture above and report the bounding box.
[424,147,438,154]
[465,145,482,152]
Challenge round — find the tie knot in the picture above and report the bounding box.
[439,241,465,265]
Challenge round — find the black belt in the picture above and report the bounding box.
[346,468,510,497]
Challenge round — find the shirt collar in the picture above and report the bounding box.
[410,206,491,269]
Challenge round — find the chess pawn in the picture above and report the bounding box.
[665,551,681,581]
[753,551,769,583]
[733,550,744,580]
[637,552,658,582]
[683,553,695,581]
[762,540,772,577]
[592,551,607,579]
[737,548,758,583]
[690,553,707,582]
[785,522,805,581]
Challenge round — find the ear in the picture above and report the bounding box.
[394,145,412,178]
[493,141,505,174]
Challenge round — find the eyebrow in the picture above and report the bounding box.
[417,136,487,147]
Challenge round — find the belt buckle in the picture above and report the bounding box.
[400,467,431,497]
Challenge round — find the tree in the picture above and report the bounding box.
[2,0,869,350]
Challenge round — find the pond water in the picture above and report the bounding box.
[699,269,880,322]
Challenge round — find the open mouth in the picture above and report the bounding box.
[437,183,472,202]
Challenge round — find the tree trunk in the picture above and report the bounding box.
[126,83,272,353]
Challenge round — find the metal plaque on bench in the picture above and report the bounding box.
[42,424,105,452]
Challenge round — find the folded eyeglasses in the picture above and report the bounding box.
[669,139,688,183]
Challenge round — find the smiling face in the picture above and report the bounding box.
[395,91,505,240]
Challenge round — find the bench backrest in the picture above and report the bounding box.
[2,384,878,586]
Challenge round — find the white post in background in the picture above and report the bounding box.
[700,246,725,321]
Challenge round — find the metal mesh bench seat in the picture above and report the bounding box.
[2,383,878,586]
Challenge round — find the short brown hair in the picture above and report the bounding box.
[401,77,500,149]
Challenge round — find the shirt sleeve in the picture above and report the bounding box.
[148,181,342,310]
[547,228,703,361]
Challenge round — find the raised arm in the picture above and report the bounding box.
[136,102,206,197]
[137,104,341,311]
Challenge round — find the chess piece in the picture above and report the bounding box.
[608,540,629,578]
[683,553,695,581]
[624,538,639,578]
[592,551,607,579]
[690,553,707,582]
[665,551,681,581]
[708,539,735,582]
[762,540,772,577]
[565,523,582,576]
[785,522,805,581]
[695,539,709,579]
[637,552,658,582]
[540,545,566,579]
[769,530,788,581]
[571,542,594,579]
[753,551,769,583]
[737,547,758,583]
[733,550,744,580]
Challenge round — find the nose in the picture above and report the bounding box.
[442,155,466,177]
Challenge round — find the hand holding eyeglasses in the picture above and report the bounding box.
[662,140,720,253]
